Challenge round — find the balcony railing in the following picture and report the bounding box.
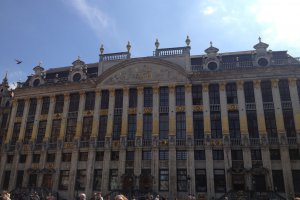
[245,103,256,110]
[263,102,274,110]
[79,141,89,148]
[114,108,122,115]
[281,101,292,110]
[210,104,220,111]
[95,141,105,148]
[159,106,169,113]
[143,139,152,146]
[230,138,242,146]
[194,139,204,146]
[48,142,57,150]
[127,140,135,147]
[68,111,78,118]
[176,139,186,146]
[287,137,297,145]
[268,137,279,145]
[101,52,130,61]
[249,138,260,146]
[232,160,244,168]
[153,47,187,56]
[252,160,263,168]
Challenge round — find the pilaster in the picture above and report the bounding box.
[22,153,33,187]
[280,146,294,198]
[44,95,55,141]
[101,150,111,194]
[220,82,229,135]
[75,91,86,139]
[8,152,20,190]
[68,150,79,200]
[91,90,101,138]
[288,78,300,133]
[5,99,18,143]
[271,79,285,134]
[237,81,248,134]
[169,84,176,136]
[52,150,62,191]
[59,94,70,140]
[30,97,43,141]
[151,147,159,193]
[202,83,211,135]
[18,98,30,142]
[121,87,129,136]
[253,80,267,134]
[185,84,193,136]
[106,88,115,137]
[152,86,159,136]
[136,86,144,137]
[242,148,252,190]
[85,149,96,197]
[205,147,214,199]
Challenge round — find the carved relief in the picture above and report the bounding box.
[253,80,261,89]
[203,83,209,92]
[288,78,297,87]
[271,79,279,88]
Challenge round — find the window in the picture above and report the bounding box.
[62,153,72,162]
[176,112,186,139]
[211,112,222,139]
[7,155,14,163]
[2,171,10,189]
[59,170,69,190]
[283,110,296,137]
[144,87,153,107]
[194,150,205,160]
[247,111,259,138]
[244,81,255,103]
[192,85,202,105]
[95,151,104,161]
[278,79,291,101]
[1,113,8,128]
[79,152,88,161]
[85,91,95,110]
[112,115,122,140]
[109,169,118,190]
[273,170,285,192]
[228,111,241,138]
[270,149,281,160]
[16,170,24,188]
[54,95,64,113]
[251,149,262,160]
[24,122,33,144]
[93,169,102,190]
[127,114,136,140]
[213,150,224,160]
[36,121,47,144]
[82,116,93,141]
[289,149,300,160]
[28,174,37,187]
[142,150,152,160]
[19,154,26,163]
[159,169,169,191]
[129,88,137,108]
[98,115,107,141]
[214,169,226,192]
[115,89,123,108]
[50,119,61,142]
[16,99,25,117]
[111,151,119,161]
[159,150,168,160]
[76,170,86,190]
[176,86,185,106]
[159,87,169,107]
[32,154,40,163]
[292,170,300,193]
[226,83,238,104]
[264,110,277,138]
[47,153,55,162]
[69,93,80,112]
[41,96,50,114]
[261,80,273,102]
[143,114,152,140]
[126,151,135,161]
[159,113,169,139]
[195,169,207,192]
[209,84,220,104]
[101,90,109,109]
[11,123,21,145]
[231,150,243,160]
[65,118,76,142]
[176,150,187,160]
[28,98,37,116]
[193,112,204,139]
[177,169,187,192]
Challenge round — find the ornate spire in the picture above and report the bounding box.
[204,41,219,54]
[253,36,269,50]
[126,41,131,52]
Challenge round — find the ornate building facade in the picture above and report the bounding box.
[1,37,300,199]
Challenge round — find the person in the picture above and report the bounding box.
[0,191,11,200]
[154,195,159,200]
[114,194,128,200]
[79,193,87,200]
[46,193,56,200]
[93,192,103,200]
[30,191,40,200]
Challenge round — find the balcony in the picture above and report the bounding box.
[210,104,220,111]
[268,137,279,145]
[194,139,204,146]
[114,108,122,115]
[101,52,130,61]
[230,138,242,146]
[245,103,256,110]
[287,137,297,145]
[159,106,169,113]
[263,102,274,110]
[232,160,244,169]
[95,141,105,148]
[143,139,152,147]
[252,160,263,168]
[153,47,187,57]
[281,101,292,110]
[48,142,57,150]
[176,139,186,146]
[79,141,89,148]
[249,138,260,146]
[68,111,78,118]
[127,140,135,147]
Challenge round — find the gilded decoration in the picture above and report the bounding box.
[220,82,226,91]
[152,86,159,94]
[169,84,176,93]
[39,115,48,121]
[202,83,209,92]
[128,108,137,114]
[109,88,115,97]
[137,86,144,95]
[123,87,129,96]
[23,144,30,151]
[113,140,120,148]
[15,117,22,123]
[176,106,185,112]
[84,110,93,116]
[237,80,244,90]
[271,79,279,88]
[64,143,73,149]
[144,107,152,113]
[288,78,297,87]
[227,104,239,110]
[100,109,108,115]
[54,113,61,119]
[193,105,203,111]
[253,80,261,89]
[185,84,192,93]
[210,139,223,146]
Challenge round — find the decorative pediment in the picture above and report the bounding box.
[100,59,188,86]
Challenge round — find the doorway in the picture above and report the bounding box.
[232,174,245,191]
[252,175,266,192]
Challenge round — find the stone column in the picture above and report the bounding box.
[0,154,7,187]
[43,95,55,141]
[121,87,129,137]
[4,99,18,143]
[68,150,79,200]
[22,153,33,187]
[151,147,159,193]
[136,86,144,137]
[17,98,30,142]
[271,79,285,134]
[85,148,96,197]
[30,97,43,141]
[101,150,111,194]
[52,151,62,192]
[202,83,211,135]
[58,94,70,140]
[168,84,176,199]
[106,88,115,138]
[152,86,159,136]
[91,90,101,139]
[8,152,20,190]
[37,150,47,187]
[288,78,300,134]
[243,148,252,190]
[75,91,86,140]
[280,147,294,198]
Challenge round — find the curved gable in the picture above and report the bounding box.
[97,57,189,86]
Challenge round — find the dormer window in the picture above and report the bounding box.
[33,79,40,87]
[207,62,218,71]
[258,57,268,67]
[72,73,82,82]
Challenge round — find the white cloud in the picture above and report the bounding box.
[202,6,216,15]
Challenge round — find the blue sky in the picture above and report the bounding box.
[1,0,300,88]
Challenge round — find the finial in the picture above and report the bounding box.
[258,36,261,43]
[155,39,160,49]
[185,35,191,46]
[126,41,131,52]
[100,44,104,55]
[77,56,81,60]
[38,61,43,66]
[210,41,213,47]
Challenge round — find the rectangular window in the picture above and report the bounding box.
[159,169,169,191]
[176,86,185,106]
[11,123,21,145]
[59,170,69,190]
[297,80,300,102]
[144,87,153,107]
[112,115,122,140]
[213,150,224,160]
[7,155,14,163]
[270,149,281,160]
[81,116,93,141]
[16,170,24,188]
[95,151,104,161]
[127,114,136,140]
[194,150,206,160]
[214,169,226,192]
[41,96,50,114]
[32,154,40,163]
[193,112,204,139]
[98,115,107,141]
[1,113,8,128]
[114,89,123,108]
[195,169,207,192]
[226,83,238,104]
[292,170,300,193]
[283,110,296,137]
[28,98,37,116]
[85,91,95,110]
[69,93,80,112]
[79,152,88,161]
[159,150,168,160]
[176,112,186,139]
[129,88,137,108]
[142,150,152,160]
[159,87,169,107]
[278,79,291,101]
[111,151,119,161]
[251,149,262,160]
[273,170,285,192]
[54,95,64,113]
[177,169,187,192]
[93,169,102,190]
[46,153,55,162]
[264,110,277,138]
[231,150,243,160]
[2,171,10,189]
[76,169,86,190]
[261,80,273,102]
[65,118,77,142]
[126,151,135,161]
[24,122,33,144]
[143,114,152,140]
[192,85,202,105]
[50,119,61,142]
[109,169,118,190]
[244,81,255,103]
[176,150,187,160]
[19,154,26,163]
[247,111,259,138]
[228,111,241,138]
[28,174,37,187]
[211,111,222,139]
[101,90,109,109]
[36,120,47,144]
[159,113,169,140]
[16,99,25,117]
[62,153,72,162]
[209,84,220,104]
[289,149,300,160]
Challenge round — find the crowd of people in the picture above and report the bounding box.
[0,190,56,200]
